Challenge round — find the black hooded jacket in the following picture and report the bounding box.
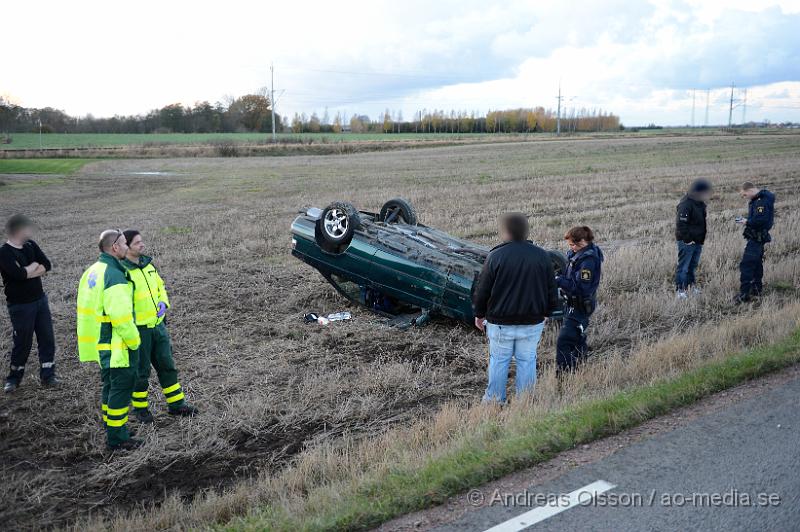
[675,194,707,244]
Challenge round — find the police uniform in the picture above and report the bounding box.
[555,243,604,373]
[739,189,775,300]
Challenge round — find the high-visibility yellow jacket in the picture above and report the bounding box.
[122,255,170,328]
[77,253,141,368]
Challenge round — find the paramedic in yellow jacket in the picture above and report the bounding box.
[77,230,141,451]
[122,230,198,423]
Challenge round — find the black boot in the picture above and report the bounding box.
[41,376,60,387]
[168,404,199,417]
[107,437,143,451]
[733,294,751,305]
[133,409,154,424]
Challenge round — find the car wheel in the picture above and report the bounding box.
[319,201,361,246]
[548,250,568,276]
[379,198,418,225]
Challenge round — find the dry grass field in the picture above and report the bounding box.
[0,134,799,530]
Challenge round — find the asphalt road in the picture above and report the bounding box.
[433,376,800,532]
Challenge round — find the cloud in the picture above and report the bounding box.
[2,0,799,125]
[636,4,800,89]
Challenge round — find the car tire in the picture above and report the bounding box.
[379,198,418,225]
[548,250,568,276]
[319,201,361,246]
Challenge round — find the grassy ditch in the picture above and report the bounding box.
[236,328,800,531]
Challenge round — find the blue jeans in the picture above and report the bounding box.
[483,322,544,403]
[675,241,703,290]
[740,240,765,297]
[6,295,56,383]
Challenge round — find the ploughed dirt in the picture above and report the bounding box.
[1,135,799,529]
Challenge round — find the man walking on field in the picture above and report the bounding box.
[77,230,141,450]
[675,179,711,299]
[472,213,559,403]
[122,230,197,422]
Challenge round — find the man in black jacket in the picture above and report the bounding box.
[473,213,559,403]
[675,179,711,298]
[0,215,57,392]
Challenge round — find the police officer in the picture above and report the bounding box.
[122,230,198,422]
[555,226,604,374]
[76,230,142,450]
[735,181,775,303]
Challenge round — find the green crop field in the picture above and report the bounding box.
[0,132,502,150]
[0,158,90,174]
[2,129,793,153]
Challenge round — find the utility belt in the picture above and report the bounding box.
[566,295,595,315]
[743,226,770,243]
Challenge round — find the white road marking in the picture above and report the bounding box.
[482,480,616,532]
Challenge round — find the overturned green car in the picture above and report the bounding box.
[290,198,565,326]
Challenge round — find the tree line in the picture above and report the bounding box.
[1,96,620,135]
[0,95,281,134]
[291,107,621,134]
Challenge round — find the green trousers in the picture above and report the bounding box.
[131,322,185,412]
[100,347,139,447]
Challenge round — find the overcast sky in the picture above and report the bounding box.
[3,0,800,126]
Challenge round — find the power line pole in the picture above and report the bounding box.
[728,82,735,128]
[556,82,562,136]
[704,89,710,127]
[741,88,747,125]
[691,88,696,127]
[270,63,277,142]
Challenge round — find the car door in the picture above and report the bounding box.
[369,248,447,309]
[440,268,476,321]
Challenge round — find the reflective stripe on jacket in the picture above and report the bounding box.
[76,253,140,368]
[122,256,170,328]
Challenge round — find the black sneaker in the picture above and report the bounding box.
[41,376,60,387]
[168,404,199,417]
[133,409,154,424]
[4,381,18,393]
[107,437,143,451]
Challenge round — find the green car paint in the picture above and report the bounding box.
[291,206,566,325]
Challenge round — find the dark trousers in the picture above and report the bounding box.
[556,310,590,373]
[675,241,703,290]
[132,323,184,411]
[6,295,56,383]
[739,240,766,297]
[100,348,139,447]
